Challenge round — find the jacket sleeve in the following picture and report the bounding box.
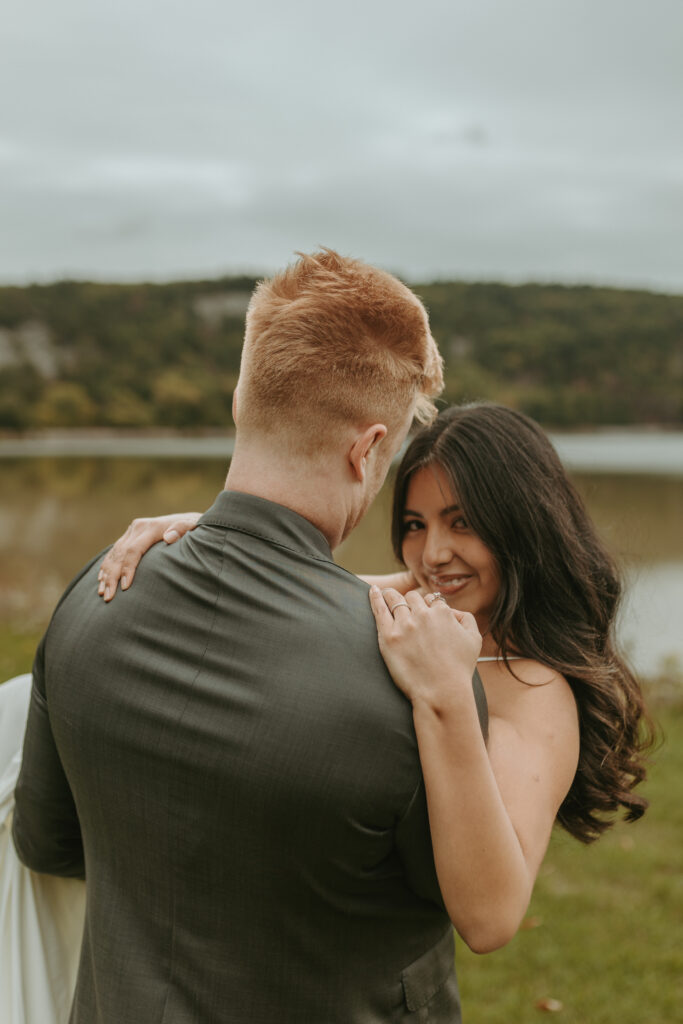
[12,549,109,878]
[12,635,85,877]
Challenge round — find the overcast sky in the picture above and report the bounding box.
[1,0,681,289]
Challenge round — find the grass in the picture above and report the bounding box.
[2,630,681,1022]
[0,625,42,682]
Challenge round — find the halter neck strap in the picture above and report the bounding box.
[477,656,524,662]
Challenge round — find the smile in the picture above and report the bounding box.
[427,573,474,595]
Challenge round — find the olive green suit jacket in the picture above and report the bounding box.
[14,491,487,1023]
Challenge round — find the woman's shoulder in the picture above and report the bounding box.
[477,657,579,739]
[479,659,580,793]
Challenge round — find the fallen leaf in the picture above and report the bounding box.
[535,997,564,1012]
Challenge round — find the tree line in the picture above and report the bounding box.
[0,276,681,430]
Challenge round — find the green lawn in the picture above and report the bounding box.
[2,630,681,1023]
[0,625,42,682]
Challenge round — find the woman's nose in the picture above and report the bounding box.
[422,529,453,569]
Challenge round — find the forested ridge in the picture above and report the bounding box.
[0,276,681,430]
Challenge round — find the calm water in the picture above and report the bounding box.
[0,432,681,676]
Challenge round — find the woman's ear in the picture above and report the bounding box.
[348,424,388,483]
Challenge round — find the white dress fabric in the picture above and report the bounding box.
[0,674,85,1024]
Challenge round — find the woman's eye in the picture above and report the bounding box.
[452,516,468,530]
[403,519,423,533]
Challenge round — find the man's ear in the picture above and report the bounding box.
[232,387,239,425]
[348,424,388,483]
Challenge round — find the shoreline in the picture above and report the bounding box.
[2,423,681,439]
[1,427,682,475]
[0,432,236,459]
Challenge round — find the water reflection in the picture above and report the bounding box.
[0,457,681,674]
[570,473,683,565]
[0,458,229,628]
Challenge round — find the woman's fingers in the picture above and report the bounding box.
[98,512,202,602]
[369,586,399,634]
[369,584,482,704]
[161,513,202,544]
[369,586,417,625]
[161,513,201,544]
[383,587,415,617]
[370,586,447,625]
[98,520,156,602]
[451,608,480,641]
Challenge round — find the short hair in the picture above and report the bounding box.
[237,249,443,441]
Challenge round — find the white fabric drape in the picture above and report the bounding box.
[0,674,85,1024]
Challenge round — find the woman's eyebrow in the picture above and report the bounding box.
[403,505,462,518]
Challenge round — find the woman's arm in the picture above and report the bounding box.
[97,513,202,600]
[359,570,416,594]
[97,516,418,601]
[369,586,580,954]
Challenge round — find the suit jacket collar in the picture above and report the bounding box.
[198,490,334,562]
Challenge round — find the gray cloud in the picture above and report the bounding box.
[1,0,681,288]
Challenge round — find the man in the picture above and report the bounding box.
[13,249,463,1022]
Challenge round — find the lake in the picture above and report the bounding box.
[0,431,681,677]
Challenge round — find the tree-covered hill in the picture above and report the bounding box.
[419,281,683,427]
[0,276,681,430]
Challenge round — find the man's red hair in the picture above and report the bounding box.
[237,249,443,441]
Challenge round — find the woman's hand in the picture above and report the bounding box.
[368,586,481,707]
[97,512,202,601]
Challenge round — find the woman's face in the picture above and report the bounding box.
[401,464,501,632]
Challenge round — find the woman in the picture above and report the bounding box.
[97,402,652,950]
[368,402,652,947]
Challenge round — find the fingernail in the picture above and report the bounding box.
[104,586,112,601]
[164,530,179,543]
[121,575,128,590]
[98,582,105,595]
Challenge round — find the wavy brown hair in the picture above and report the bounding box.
[391,402,655,843]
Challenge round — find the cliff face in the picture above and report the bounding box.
[0,321,60,379]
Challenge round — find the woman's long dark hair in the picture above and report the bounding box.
[392,402,654,843]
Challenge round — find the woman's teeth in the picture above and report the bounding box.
[429,574,472,592]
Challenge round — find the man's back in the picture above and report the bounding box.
[15,491,463,1023]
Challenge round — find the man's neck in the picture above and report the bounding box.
[225,443,349,550]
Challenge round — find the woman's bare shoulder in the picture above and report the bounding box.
[478,658,579,739]
[480,658,580,803]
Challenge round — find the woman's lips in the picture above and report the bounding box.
[427,574,473,595]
